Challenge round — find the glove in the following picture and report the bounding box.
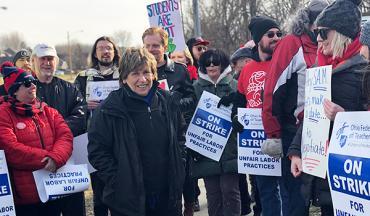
[261,138,283,158]
[217,93,236,108]
[232,115,244,133]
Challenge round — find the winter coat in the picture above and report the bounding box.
[36,77,87,136]
[287,53,367,207]
[157,55,196,123]
[191,67,238,178]
[0,99,73,205]
[263,33,318,140]
[0,85,6,96]
[87,84,186,216]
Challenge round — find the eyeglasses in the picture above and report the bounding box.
[196,46,207,52]
[21,80,37,88]
[265,31,283,39]
[204,59,221,67]
[314,28,331,40]
[96,46,114,52]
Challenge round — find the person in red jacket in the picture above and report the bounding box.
[261,0,328,215]
[0,64,73,216]
[170,47,199,82]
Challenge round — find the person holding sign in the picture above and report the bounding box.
[289,0,367,215]
[74,36,121,216]
[88,48,186,216]
[0,65,73,216]
[230,15,282,216]
[31,43,87,216]
[191,49,241,216]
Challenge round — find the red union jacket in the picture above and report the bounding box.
[262,33,317,139]
[0,100,73,205]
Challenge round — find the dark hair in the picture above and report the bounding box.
[90,36,121,69]
[198,49,230,74]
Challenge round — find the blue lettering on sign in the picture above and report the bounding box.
[192,109,232,138]
[239,129,265,148]
[0,174,11,197]
[328,153,370,200]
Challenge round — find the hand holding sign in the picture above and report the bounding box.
[42,157,57,173]
[291,155,303,177]
[323,99,345,121]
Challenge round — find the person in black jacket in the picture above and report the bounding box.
[289,1,367,215]
[31,43,87,216]
[74,36,121,216]
[88,47,186,216]
[142,27,197,215]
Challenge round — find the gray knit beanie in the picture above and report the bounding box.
[230,47,253,63]
[316,0,362,40]
[360,20,370,47]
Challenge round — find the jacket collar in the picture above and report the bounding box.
[333,54,368,74]
[198,66,233,85]
[158,54,176,73]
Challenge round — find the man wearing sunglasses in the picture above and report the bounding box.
[261,1,328,216]
[228,15,283,216]
[31,43,87,216]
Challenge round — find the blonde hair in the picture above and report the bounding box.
[184,47,194,65]
[142,27,168,47]
[119,47,157,85]
[330,31,353,59]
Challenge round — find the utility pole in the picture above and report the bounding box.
[193,0,201,37]
[67,31,72,72]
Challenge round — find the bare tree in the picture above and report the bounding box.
[56,41,91,70]
[112,30,133,48]
[0,32,28,50]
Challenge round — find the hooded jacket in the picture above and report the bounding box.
[87,84,186,215]
[191,67,238,177]
[262,33,317,141]
[0,98,73,205]
[287,53,367,207]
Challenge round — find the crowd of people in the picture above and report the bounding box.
[0,0,370,215]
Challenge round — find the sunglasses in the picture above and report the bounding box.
[204,59,221,67]
[21,80,37,88]
[196,46,207,52]
[265,31,283,39]
[314,28,331,40]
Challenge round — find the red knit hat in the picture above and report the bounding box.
[0,61,35,96]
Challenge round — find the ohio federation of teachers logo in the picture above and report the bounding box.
[336,122,349,148]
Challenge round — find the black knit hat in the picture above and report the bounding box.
[12,49,31,65]
[316,0,362,40]
[248,16,280,44]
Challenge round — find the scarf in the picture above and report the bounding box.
[2,96,43,117]
[317,36,362,69]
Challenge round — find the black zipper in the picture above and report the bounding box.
[32,116,46,149]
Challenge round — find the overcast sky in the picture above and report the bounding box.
[0,0,185,47]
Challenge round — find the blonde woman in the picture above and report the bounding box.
[289,0,367,215]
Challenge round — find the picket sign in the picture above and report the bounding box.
[147,0,186,52]
[327,111,370,216]
[185,91,232,161]
[33,164,90,203]
[86,80,120,101]
[0,150,16,216]
[237,108,281,176]
[301,65,332,178]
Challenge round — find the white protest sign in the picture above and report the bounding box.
[237,108,281,176]
[328,112,370,216]
[185,91,232,161]
[33,164,90,203]
[86,80,120,101]
[72,133,96,173]
[301,65,331,178]
[0,151,15,216]
[147,0,186,52]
